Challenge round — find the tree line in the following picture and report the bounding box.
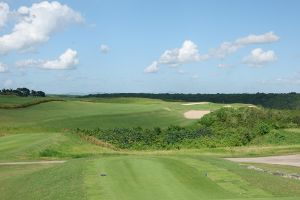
[84,92,300,110]
[0,88,46,97]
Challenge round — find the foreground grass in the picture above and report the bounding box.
[0,132,299,200]
[1,155,300,200]
[0,159,86,200]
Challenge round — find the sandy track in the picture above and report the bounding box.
[181,102,209,106]
[0,160,66,166]
[184,110,210,119]
[225,154,300,167]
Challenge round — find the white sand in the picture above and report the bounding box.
[181,102,209,106]
[225,154,300,167]
[163,107,171,111]
[184,110,211,119]
[248,105,257,108]
[223,105,232,108]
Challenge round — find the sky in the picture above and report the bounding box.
[0,0,299,94]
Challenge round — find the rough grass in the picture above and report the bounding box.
[251,129,300,145]
[0,133,112,161]
[0,95,64,109]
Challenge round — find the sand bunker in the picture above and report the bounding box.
[163,107,171,111]
[184,110,210,119]
[225,154,300,167]
[223,105,232,108]
[248,105,257,108]
[181,102,209,106]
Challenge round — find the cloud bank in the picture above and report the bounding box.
[17,48,79,70]
[145,32,279,73]
[210,32,279,58]
[0,2,9,29]
[0,1,83,54]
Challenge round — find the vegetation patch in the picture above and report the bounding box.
[76,107,299,150]
[39,149,64,157]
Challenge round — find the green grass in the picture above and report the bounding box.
[0,96,252,132]
[0,95,48,105]
[0,133,111,161]
[0,159,86,200]
[1,155,300,200]
[0,96,299,200]
[251,129,300,145]
[0,100,185,131]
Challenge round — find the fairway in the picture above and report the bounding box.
[1,155,300,200]
[0,98,248,131]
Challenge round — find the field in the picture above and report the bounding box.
[0,95,299,200]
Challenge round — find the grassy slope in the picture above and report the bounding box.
[0,133,112,161]
[0,97,246,132]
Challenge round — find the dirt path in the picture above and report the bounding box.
[225,154,300,167]
[0,160,66,166]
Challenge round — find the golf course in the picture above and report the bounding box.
[0,95,299,200]
[1,1,300,199]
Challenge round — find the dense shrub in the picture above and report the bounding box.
[75,107,300,150]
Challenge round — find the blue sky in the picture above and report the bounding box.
[0,0,299,94]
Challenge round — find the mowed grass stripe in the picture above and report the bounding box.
[85,156,234,200]
[1,154,300,200]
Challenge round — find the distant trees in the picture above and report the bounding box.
[0,88,46,97]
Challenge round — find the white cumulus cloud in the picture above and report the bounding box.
[0,2,9,29]
[145,32,280,74]
[144,40,208,73]
[0,1,83,54]
[159,40,208,65]
[144,61,159,73]
[211,32,279,58]
[16,48,79,70]
[0,62,8,72]
[243,48,277,66]
[100,44,109,53]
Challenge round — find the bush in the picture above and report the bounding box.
[75,107,299,150]
[39,149,63,157]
